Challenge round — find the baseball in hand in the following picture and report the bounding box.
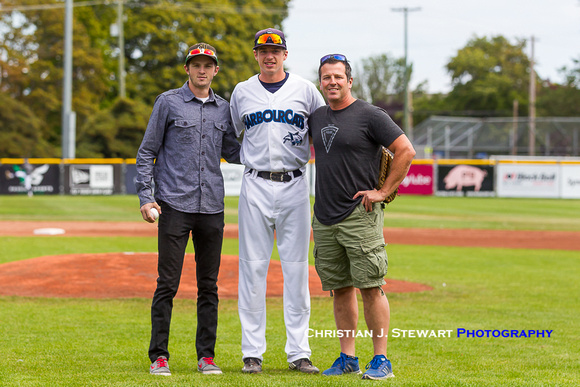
[150,208,159,220]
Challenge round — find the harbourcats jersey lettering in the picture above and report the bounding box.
[229,73,325,171]
[243,109,305,130]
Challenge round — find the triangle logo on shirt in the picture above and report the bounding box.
[321,124,339,153]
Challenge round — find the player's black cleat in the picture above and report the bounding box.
[242,357,262,373]
[289,358,319,374]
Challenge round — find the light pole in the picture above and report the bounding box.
[61,0,75,159]
[528,36,536,156]
[117,0,126,98]
[392,6,420,140]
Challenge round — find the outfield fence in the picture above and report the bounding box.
[1,157,579,199]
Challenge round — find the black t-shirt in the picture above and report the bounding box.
[308,99,404,225]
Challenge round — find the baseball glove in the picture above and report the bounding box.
[376,146,398,204]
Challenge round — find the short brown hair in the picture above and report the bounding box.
[318,58,352,81]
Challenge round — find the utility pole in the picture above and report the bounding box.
[512,99,519,155]
[392,6,421,140]
[117,0,126,98]
[61,0,75,159]
[528,36,536,156]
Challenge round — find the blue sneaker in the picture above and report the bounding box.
[361,355,394,380]
[322,352,362,376]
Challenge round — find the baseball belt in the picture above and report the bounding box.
[250,169,302,182]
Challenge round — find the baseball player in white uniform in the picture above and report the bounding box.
[230,28,325,374]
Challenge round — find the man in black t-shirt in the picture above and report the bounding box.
[308,54,415,380]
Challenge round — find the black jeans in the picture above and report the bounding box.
[148,201,224,362]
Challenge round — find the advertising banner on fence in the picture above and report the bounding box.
[125,163,156,196]
[125,163,246,197]
[560,164,580,199]
[64,164,122,195]
[0,163,60,195]
[437,164,495,197]
[496,163,559,198]
[125,164,138,195]
[398,164,434,195]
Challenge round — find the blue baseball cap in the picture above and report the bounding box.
[253,28,287,50]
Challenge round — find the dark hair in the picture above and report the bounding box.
[318,58,352,81]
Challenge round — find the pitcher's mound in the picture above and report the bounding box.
[0,253,432,299]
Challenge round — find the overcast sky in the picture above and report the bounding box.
[282,0,580,93]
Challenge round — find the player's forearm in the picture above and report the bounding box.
[135,146,157,206]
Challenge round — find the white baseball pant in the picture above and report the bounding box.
[237,169,312,362]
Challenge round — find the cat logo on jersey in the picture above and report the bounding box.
[283,131,303,146]
[243,109,305,130]
[321,124,339,153]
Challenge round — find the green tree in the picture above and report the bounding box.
[0,0,110,155]
[537,56,580,117]
[412,92,453,126]
[123,0,289,103]
[561,56,580,87]
[0,93,54,157]
[351,53,407,104]
[0,8,36,98]
[0,0,290,157]
[76,98,150,158]
[444,35,531,116]
[350,53,428,126]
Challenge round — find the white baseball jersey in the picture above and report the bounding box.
[230,73,325,172]
[230,72,324,362]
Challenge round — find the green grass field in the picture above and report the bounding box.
[1,195,580,230]
[1,195,579,386]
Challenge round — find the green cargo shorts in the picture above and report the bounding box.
[312,202,388,291]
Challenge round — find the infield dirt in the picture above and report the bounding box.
[1,221,578,299]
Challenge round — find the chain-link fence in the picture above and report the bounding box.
[411,117,580,159]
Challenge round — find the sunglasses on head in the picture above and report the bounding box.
[320,54,347,64]
[256,33,284,45]
[189,48,215,57]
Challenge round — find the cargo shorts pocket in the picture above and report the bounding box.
[360,236,388,282]
[313,245,332,290]
[314,244,352,291]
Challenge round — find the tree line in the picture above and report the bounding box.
[1,1,579,158]
[0,0,290,158]
[353,36,580,128]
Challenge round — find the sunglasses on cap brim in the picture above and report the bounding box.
[320,54,347,64]
[185,47,217,64]
[256,33,284,45]
[188,48,216,57]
